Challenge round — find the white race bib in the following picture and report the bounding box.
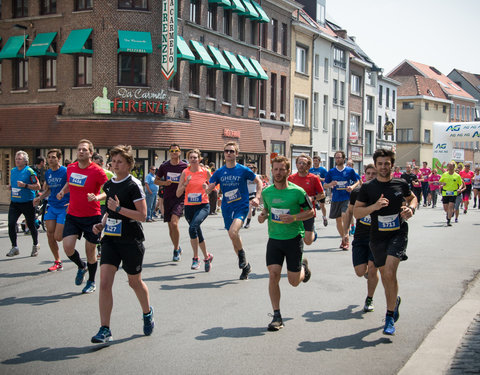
[166,172,181,183]
[378,214,400,231]
[187,193,202,204]
[271,208,290,223]
[224,189,241,204]
[104,218,122,236]
[359,215,371,226]
[70,173,87,187]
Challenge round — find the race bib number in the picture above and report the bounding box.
[224,189,241,204]
[359,215,371,226]
[464,178,471,183]
[445,190,455,196]
[69,173,87,187]
[104,218,122,236]
[166,172,181,183]
[336,181,347,190]
[11,187,21,198]
[271,208,290,223]
[378,214,400,231]
[187,193,202,204]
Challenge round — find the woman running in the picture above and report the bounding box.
[412,166,423,209]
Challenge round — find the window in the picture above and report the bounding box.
[260,22,267,48]
[386,87,390,107]
[456,104,460,119]
[443,105,447,113]
[237,76,244,106]
[339,120,344,150]
[351,74,361,95]
[224,10,232,35]
[366,96,374,123]
[223,72,231,103]
[281,23,288,55]
[462,105,465,121]
[424,129,431,143]
[259,79,266,110]
[402,101,414,109]
[331,119,337,149]
[41,0,57,14]
[207,3,217,30]
[13,58,28,89]
[340,81,345,105]
[333,47,345,68]
[324,58,328,81]
[251,22,258,45]
[169,62,180,91]
[379,85,383,105]
[270,73,277,113]
[350,114,360,142]
[366,71,374,86]
[316,1,325,24]
[189,63,200,95]
[333,79,338,104]
[189,0,201,24]
[207,68,216,98]
[13,0,28,17]
[397,128,414,142]
[323,95,328,130]
[378,115,382,139]
[313,92,319,129]
[392,90,396,109]
[280,75,286,115]
[249,80,257,107]
[119,0,148,10]
[365,130,374,155]
[313,55,319,79]
[75,0,93,10]
[467,106,470,121]
[450,104,454,119]
[271,19,278,53]
[118,54,146,86]
[294,97,306,126]
[271,141,285,156]
[425,102,429,110]
[42,56,56,88]
[238,15,245,41]
[296,45,307,74]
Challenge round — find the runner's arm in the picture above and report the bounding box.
[107,195,147,222]
[56,183,69,200]
[353,195,388,219]
[176,171,188,198]
[34,185,51,205]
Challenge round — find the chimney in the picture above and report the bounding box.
[334,29,348,39]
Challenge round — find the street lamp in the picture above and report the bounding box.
[13,24,28,58]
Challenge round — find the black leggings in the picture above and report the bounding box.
[8,201,38,247]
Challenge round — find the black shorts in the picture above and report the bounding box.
[100,238,145,275]
[318,197,326,204]
[302,217,315,232]
[442,195,456,204]
[369,232,408,268]
[63,214,102,244]
[352,236,374,267]
[329,200,348,219]
[266,235,303,272]
[462,185,472,200]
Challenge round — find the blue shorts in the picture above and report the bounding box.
[44,205,68,225]
[222,205,249,230]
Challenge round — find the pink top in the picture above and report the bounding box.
[184,167,209,205]
[428,174,441,190]
[393,172,402,178]
[420,167,431,177]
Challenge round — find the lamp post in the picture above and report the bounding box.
[13,24,28,58]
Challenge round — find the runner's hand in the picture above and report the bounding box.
[33,197,40,206]
[92,223,104,235]
[258,210,268,223]
[56,191,64,200]
[374,194,389,210]
[400,205,413,220]
[87,193,97,202]
[251,197,260,207]
[279,214,295,223]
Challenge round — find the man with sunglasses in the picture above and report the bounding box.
[206,142,263,280]
[155,144,188,261]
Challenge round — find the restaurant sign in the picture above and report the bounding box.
[93,87,168,115]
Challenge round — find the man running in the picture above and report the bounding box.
[323,151,359,250]
[6,151,41,257]
[155,143,188,261]
[206,141,262,280]
[258,155,313,331]
[354,149,416,335]
[420,161,432,207]
[459,163,474,214]
[439,162,463,226]
[345,164,378,313]
[33,149,69,271]
[309,155,328,227]
[287,154,324,245]
[57,139,108,293]
[400,164,418,190]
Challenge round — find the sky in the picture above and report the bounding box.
[325,0,479,76]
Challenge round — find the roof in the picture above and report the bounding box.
[395,75,449,100]
[451,69,480,94]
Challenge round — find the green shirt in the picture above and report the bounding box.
[261,182,311,240]
[439,172,462,196]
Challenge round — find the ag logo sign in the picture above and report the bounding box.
[446,125,461,131]
[435,143,447,149]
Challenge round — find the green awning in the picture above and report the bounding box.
[208,0,231,6]
[251,1,270,22]
[117,30,152,53]
[190,40,214,66]
[225,0,245,12]
[238,0,259,18]
[26,32,57,57]
[249,58,268,80]
[60,29,93,54]
[237,55,258,78]
[177,36,195,61]
[207,45,231,71]
[0,35,27,60]
[223,50,245,74]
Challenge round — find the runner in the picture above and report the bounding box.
[411,166,423,210]
[400,164,418,191]
[420,161,432,206]
[56,139,108,293]
[459,163,474,214]
[354,149,416,335]
[244,164,258,229]
[427,169,441,208]
[345,164,379,313]
[346,159,361,234]
[91,145,154,343]
[323,151,360,250]
[439,162,463,227]
[309,155,328,227]
[258,155,313,331]
[6,151,41,257]
[392,166,402,179]
[155,143,188,261]
[33,149,69,271]
[473,167,480,209]
[176,149,213,272]
[206,141,262,280]
[287,154,324,245]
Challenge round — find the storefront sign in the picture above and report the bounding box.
[223,128,241,138]
[161,0,177,81]
[384,121,394,135]
[350,145,363,161]
[93,87,168,115]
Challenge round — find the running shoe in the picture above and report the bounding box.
[48,261,63,272]
[6,246,20,257]
[302,258,311,283]
[313,230,318,242]
[172,247,182,262]
[31,244,40,257]
[383,315,395,335]
[464,209,467,214]
[143,307,155,336]
[91,326,113,344]
[191,257,200,270]
[204,253,213,272]
[239,263,251,280]
[244,222,250,229]
[342,237,350,251]
[393,296,401,322]
[455,218,458,223]
[363,297,374,312]
[349,225,355,236]
[82,280,96,294]
[323,217,328,227]
[339,239,345,249]
[267,314,284,331]
[75,266,88,285]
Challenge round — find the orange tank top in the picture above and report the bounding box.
[184,167,209,205]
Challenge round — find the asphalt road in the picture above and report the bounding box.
[0,205,479,375]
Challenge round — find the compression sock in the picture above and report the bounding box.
[87,261,98,282]
[365,296,373,305]
[68,250,86,269]
[386,310,394,318]
[238,249,246,269]
[273,309,281,317]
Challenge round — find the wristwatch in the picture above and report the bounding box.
[115,206,121,213]
[408,206,415,215]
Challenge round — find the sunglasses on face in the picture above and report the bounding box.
[224,149,235,154]
[169,149,180,153]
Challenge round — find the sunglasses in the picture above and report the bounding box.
[169,149,180,153]
[224,149,235,154]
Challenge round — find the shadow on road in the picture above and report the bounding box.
[0,270,46,278]
[0,291,78,306]
[297,326,391,352]
[1,334,143,364]
[195,326,268,340]
[303,305,364,322]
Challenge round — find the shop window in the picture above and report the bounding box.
[238,15,245,41]
[189,63,200,95]
[13,59,28,89]
[13,0,28,17]
[118,0,148,10]
[237,76,244,106]
[41,0,57,15]
[223,9,232,36]
[41,57,56,88]
[75,55,92,86]
[207,68,216,98]
[249,80,257,108]
[75,0,93,11]
[118,54,147,86]
[271,141,285,156]
[207,3,217,30]
[223,72,231,103]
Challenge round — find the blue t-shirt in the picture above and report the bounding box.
[145,173,159,195]
[45,166,69,208]
[309,166,327,184]
[209,164,256,210]
[10,166,37,202]
[325,166,359,202]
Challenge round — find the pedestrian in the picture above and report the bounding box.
[473,167,480,208]
[411,166,422,209]
[439,162,463,226]
[459,163,474,214]
[420,161,432,207]
[145,166,159,222]
[428,169,441,208]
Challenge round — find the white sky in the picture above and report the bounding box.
[325,0,480,76]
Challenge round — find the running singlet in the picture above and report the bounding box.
[103,174,145,241]
[10,166,38,202]
[439,172,462,197]
[473,174,480,189]
[325,166,359,202]
[156,160,188,202]
[261,182,312,240]
[356,178,411,238]
[67,161,108,217]
[428,174,441,191]
[45,166,69,208]
[184,167,209,205]
[209,164,256,210]
[459,170,474,185]
[349,186,370,240]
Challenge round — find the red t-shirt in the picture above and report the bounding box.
[288,173,324,216]
[67,161,108,217]
[460,170,474,185]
